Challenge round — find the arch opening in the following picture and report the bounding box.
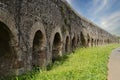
[94,39,96,46]
[107,39,110,44]
[80,32,86,47]
[0,22,16,76]
[91,38,94,46]
[87,34,90,47]
[72,36,76,50]
[95,39,97,46]
[52,32,62,62]
[65,36,69,53]
[87,38,90,46]
[97,39,99,45]
[77,35,80,44]
[32,30,46,68]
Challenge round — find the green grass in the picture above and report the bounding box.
[2,44,120,80]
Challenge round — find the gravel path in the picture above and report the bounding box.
[108,47,120,80]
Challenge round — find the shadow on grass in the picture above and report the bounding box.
[47,54,69,70]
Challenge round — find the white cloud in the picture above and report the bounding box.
[100,11,120,35]
[89,0,112,16]
[95,0,108,14]
[90,0,116,16]
[86,0,110,22]
[88,0,119,36]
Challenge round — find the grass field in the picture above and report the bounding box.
[2,44,120,80]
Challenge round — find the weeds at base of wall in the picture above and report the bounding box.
[1,44,120,80]
[47,54,69,71]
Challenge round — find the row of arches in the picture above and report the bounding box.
[0,20,115,76]
[86,36,114,47]
[0,21,117,76]
[0,12,117,76]
[0,20,87,76]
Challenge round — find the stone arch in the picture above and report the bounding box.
[80,32,86,47]
[0,9,19,76]
[101,39,104,45]
[29,22,47,68]
[107,39,110,44]
[52,32,62,62]
[0,22,17,76]
[104,39,107,44]
[0,9,18,41]
[50,27,63,62]
[97,39,99,45]
[72,35,76,50]
[100,39,103,45]
[64,31,70,53]
[77,34,80,45]
[94,39,96,46]
[87,34,90,47]
[91,38,94,47]
[95,39,97,46]
[103,38,105,45]
[65,36,70,52]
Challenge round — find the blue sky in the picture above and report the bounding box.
[66,0,120,36]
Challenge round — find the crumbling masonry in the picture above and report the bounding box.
[0,0,119,76]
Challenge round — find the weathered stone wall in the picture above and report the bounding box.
[0,0,119,76]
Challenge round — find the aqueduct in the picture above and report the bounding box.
[0,0,119,76]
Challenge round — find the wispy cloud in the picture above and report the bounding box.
[92,0,108,14]
[100,11,120,35]
[86,0,110,22]
[86,0,120,36]
[89,0,116,19]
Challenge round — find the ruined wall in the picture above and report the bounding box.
[0,0,119,76]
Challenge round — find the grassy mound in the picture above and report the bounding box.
[2,44,120,80]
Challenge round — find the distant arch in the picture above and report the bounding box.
[95,39,97,46]
[72,35,76,50]
[65,36,70,53]
[80,32,86,47]
[87,34,90,47]
[63,31,70,54]
[91,38,94,47]
[77,34,80,45]
[107,39,110,44]
[97,39,99,45]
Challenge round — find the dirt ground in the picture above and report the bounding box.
[108,47,120,80]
